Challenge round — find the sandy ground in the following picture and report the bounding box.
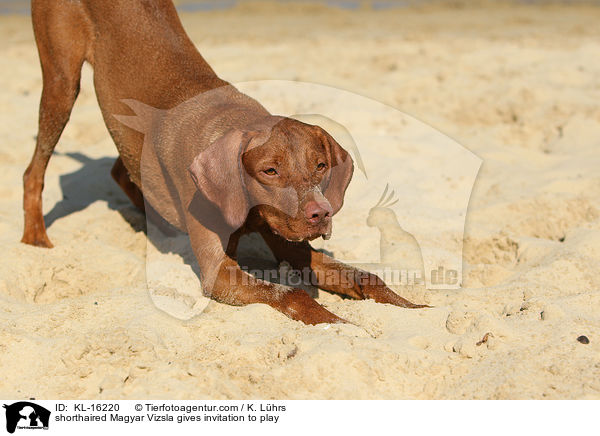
[1,3,600,399]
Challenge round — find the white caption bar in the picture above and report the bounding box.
[0,400,593,435]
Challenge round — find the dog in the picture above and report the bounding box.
[22,0,427,325]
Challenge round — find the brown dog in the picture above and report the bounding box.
[22,0,426,324]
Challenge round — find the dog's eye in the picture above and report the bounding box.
[263,168,278,176]
[316,162,327,171]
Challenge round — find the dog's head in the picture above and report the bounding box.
[189,117,353,241]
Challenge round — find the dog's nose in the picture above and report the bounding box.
[304,201,332,224]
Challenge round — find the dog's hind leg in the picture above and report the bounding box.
[111,157,145,212]
[112,157,179,237]
[22,0,90,247]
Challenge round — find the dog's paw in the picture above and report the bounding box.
[21,232,54,248]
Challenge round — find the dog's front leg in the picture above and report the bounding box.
[308,250,430,308]
[208,257,348,325]
[185,219,347,325]
[259,231,429,308]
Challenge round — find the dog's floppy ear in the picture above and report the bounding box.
[318,127,354,215]
[188,129,256,229]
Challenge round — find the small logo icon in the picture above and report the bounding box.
[2,402,50,434]
[367,184,425,284]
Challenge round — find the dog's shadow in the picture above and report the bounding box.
[45,152,146,232]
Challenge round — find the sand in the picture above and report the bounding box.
[1,2,599,399]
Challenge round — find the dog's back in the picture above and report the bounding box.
[30,0,228,185]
